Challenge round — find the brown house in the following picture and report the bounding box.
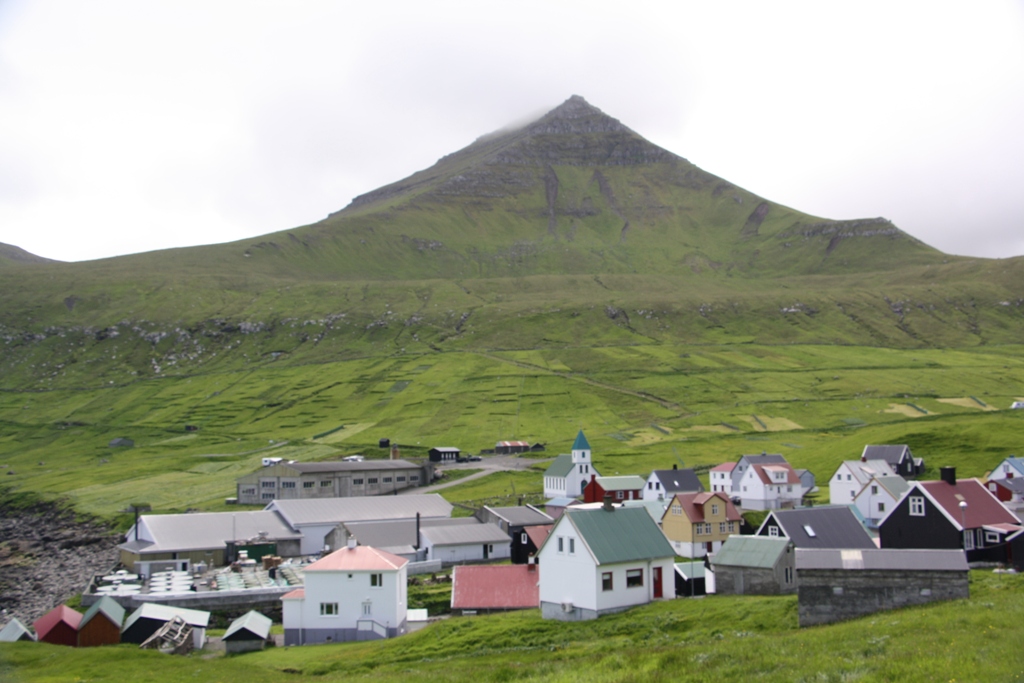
[77,597,125,647]
[661,492,742,558]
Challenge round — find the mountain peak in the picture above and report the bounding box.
[525,95,632,135]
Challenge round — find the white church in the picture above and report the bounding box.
[543,430,600,499]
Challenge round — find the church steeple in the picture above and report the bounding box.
[571,430,591,464]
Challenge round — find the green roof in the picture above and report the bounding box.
[596,475,645,491]
[565,507,674,565]
[711,536,791,569]
[572,430,591,451]
[544,454,574,478]
[80,596,125,629]
[223,610,272,641]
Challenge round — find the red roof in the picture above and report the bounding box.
[524,524,553,548]
[281,588,305,600]
[711,462,736,472]
[306,545,409,572]
[920,479,1021,529]
[33,605,82,638]
[451,565,539,610]
[497,441,530,447]
[668,491,742,523]
[753,464,801,485]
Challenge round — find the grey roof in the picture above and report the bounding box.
[650,469,704,494]
[993,478,1024,495]
[344,517,479,551]
[796,548,969,572]
[872,476,912,498]
[619,499,669,524]
[123,604,210,632]
[861,445,912,465]
[0,618,35,642]
[430,447,460,453]
[269,494,453,526]
[80,596,126,629]
[559,507,675,565]
[740,454,788,465]
[711,536,791,569]
[544,454,574,479]
[287,460,424,473]
[223,610,272,641]
[120,510,300,555]
[761,506,876,549]
[421,522,510,547]
[485,505,553,527]
[674,562,706,580]
[545,497,580,507]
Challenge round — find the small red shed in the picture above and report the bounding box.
[33,605,83,647]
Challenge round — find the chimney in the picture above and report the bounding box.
[391,444,400,460]
[347,536,357,550]
[602,493,614,511]
[860,452,866,463]
[672,464,678,470]
[527,561,537,572]
[591,474,597,484]
[940,466,956,485]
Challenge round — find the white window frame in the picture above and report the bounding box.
[909,496,925,516]
[370,573,383,587]
[964,529,975,550]
[320,602,338,616]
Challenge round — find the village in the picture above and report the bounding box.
[3,430,1024,653]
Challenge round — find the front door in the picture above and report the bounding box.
[653,566,663,598]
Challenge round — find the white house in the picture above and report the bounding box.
[419,522,512,564]
[537,500,675,621]
[543,431,599,499]
[641,466,703,502]
[829,459,899,506]
[709,462,735,494]
[988,455,1024,481]
[736,462,806,510]
[852,474,911,528]
[281,541,408,645]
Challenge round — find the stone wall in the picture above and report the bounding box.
[797,568,969,627]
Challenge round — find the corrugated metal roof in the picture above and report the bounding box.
[121,510,300,555]
[421,522,510,547]
[287,460,424,473]
[667,492,742,524]
[524,524,553,548]
[0,618,35,642]
[572,431,591,451]
[270,494,453,526]
[486,506,553,527]
[861,445,911,466]
[595,475,646,491]
[674,562,706,580]
[223,610,272,641]
[619,499,669,524]
[451,565,539,610]
[796,548,969,572]
[711,536,791,569]
[33,605,82,639]
[344,517,480,550]
[122,604,210,632]
[649,469,704,493]
[545,496,580,507]
[564,507,674,565]
[764,506,877,549]
[544,454,575,479]
[306,545,409,571]
[79,596,125,629]
[919,478,1020,529]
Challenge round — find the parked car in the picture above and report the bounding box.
[467,455,482,462]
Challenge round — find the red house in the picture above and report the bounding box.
[33,605,82,647]
[583,475,645,504]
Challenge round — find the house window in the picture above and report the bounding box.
[648,482,653,489]
[242,487,255,495]
[320,602,338,616]
[368,478,378,484]
[877,502,885,513]
[557,537,564,553]
[672,505,682,515]
[410,475,419,481]
[261,492,274,500]
[370,573,383,587]
[281,481,296,489]
[303,481,315,489]
[871,485,879,495]
[784,567,793,584]
[964,529,975,550]
[353,478,364,485]
[602,572,613,591]
[362,601,372,616]
[719,522,728,534]
[909,496,925,516]
[261,481,276,488]
[768,526,779,537]
[626,569,643,588]
[569,538,575,555]
[616,491,624,500]
[397,476,406,482]
[383,477,393,483]
[846,474,851,481]
[521,532,528,544]
[320,480,331,487]
[711,504,719,516]
[985,530,1000,544]
[850,490,856,499]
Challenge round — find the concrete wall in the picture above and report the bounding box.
[714,554,796,596]
[797,568,969,627]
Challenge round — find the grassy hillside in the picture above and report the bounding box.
[2,570,1022,682]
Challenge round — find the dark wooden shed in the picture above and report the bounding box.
[33,605,82,647]
[77,596,125,647]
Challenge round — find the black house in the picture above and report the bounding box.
[429,447,460,463]
[511,524,553,564]
[878,467,1022,563]
[757,506,876,549]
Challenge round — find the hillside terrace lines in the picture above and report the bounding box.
[470,351,681,412]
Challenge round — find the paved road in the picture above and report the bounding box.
[399,453,552,495]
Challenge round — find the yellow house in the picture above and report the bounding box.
[661,492,742,558]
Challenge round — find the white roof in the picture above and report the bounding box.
[268,494,453,527]
[120,510,300,554]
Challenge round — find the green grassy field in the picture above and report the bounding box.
[1,342,1022,520]
[2,571,1022,682]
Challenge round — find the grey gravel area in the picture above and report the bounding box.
[0,501,119,627]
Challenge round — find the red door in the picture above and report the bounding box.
[653,566,663,598]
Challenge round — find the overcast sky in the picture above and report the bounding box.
[1,1,1023,262]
